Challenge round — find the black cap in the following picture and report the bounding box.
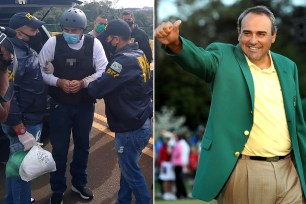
[104,19,131,40]
[9,12,45,29]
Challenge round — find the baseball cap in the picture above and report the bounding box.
[104,19,131,40]
[9,12,45,29]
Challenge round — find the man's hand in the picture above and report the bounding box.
[18,131,37,151]
[82,76,95,88]
[56,79,84,93]
[69,80,84,93]
[155,20,182,54]
[56,79,71,93]
[43,62,54,74]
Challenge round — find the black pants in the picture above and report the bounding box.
[174,166,187,198]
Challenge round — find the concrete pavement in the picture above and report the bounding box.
[0,100,153,203]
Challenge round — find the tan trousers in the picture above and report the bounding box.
[217,155,305,204]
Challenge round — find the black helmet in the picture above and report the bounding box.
[60,8,87,29]
[104,19,131,40]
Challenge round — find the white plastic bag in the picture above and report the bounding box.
[19,144,56,181]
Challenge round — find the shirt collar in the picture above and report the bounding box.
[245,51,276,73]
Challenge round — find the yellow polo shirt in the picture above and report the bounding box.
[242,53,291,157]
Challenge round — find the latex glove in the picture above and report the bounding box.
[82,76,95,88]
[43,62,54,74]
[18,131,37,151]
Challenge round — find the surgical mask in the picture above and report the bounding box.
[95,24,106,33]
[63,32,80,44]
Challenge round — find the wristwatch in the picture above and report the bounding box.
[16,127,27,135]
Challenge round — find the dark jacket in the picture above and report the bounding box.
[88,43,152,132]
[5,37,47,126]
[131,25,152,63]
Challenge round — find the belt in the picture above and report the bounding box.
[239,153,290,162]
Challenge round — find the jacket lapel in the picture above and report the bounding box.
[271,52,292,122]
[234,44,255,111]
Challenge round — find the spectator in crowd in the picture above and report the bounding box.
[121,10,152,64]
[87,19,153,204]
[187,145,199,196]
[171,131,190,199]
[88,15,108,38]
[2,12,47,204]
[39,8,108,203]
[158,130,176,200]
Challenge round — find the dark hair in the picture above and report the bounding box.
[122,10,134,17]
[237,5,277,35]
[97,15,107,20]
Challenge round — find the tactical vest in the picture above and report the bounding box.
[49,34,95,105]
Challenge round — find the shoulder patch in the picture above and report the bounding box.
[110,61,122,73]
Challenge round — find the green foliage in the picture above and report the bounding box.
[155,54,211,130]
[33,1,153,37]
[156,0,306,130]
[155,106,186,135]
[134,10,154,38]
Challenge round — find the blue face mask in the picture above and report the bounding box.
[63,32,80,44]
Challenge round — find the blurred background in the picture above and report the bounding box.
[154,0,306,203]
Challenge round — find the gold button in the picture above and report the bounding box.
[235,152,240,157]
[244,130,249,136]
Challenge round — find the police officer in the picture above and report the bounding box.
[88,19,153,204]
[39,8,108,203]
[2,12,46,204]
[122,10,153,64]
[88,15,108,38]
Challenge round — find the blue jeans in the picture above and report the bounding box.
[115,118,152,204]
[49,99,94,194]
[2,123,42,204]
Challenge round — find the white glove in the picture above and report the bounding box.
[18,131,37,151]
[43,62,54,74]
[82,75,96,88]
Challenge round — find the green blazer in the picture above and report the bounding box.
[302,98,306,122]
[169,37,306,201]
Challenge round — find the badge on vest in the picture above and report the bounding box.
[106,61,122,78]
[65,58,77,67]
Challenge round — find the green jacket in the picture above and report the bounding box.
[302,98,306,122]
[169,37,306,201]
